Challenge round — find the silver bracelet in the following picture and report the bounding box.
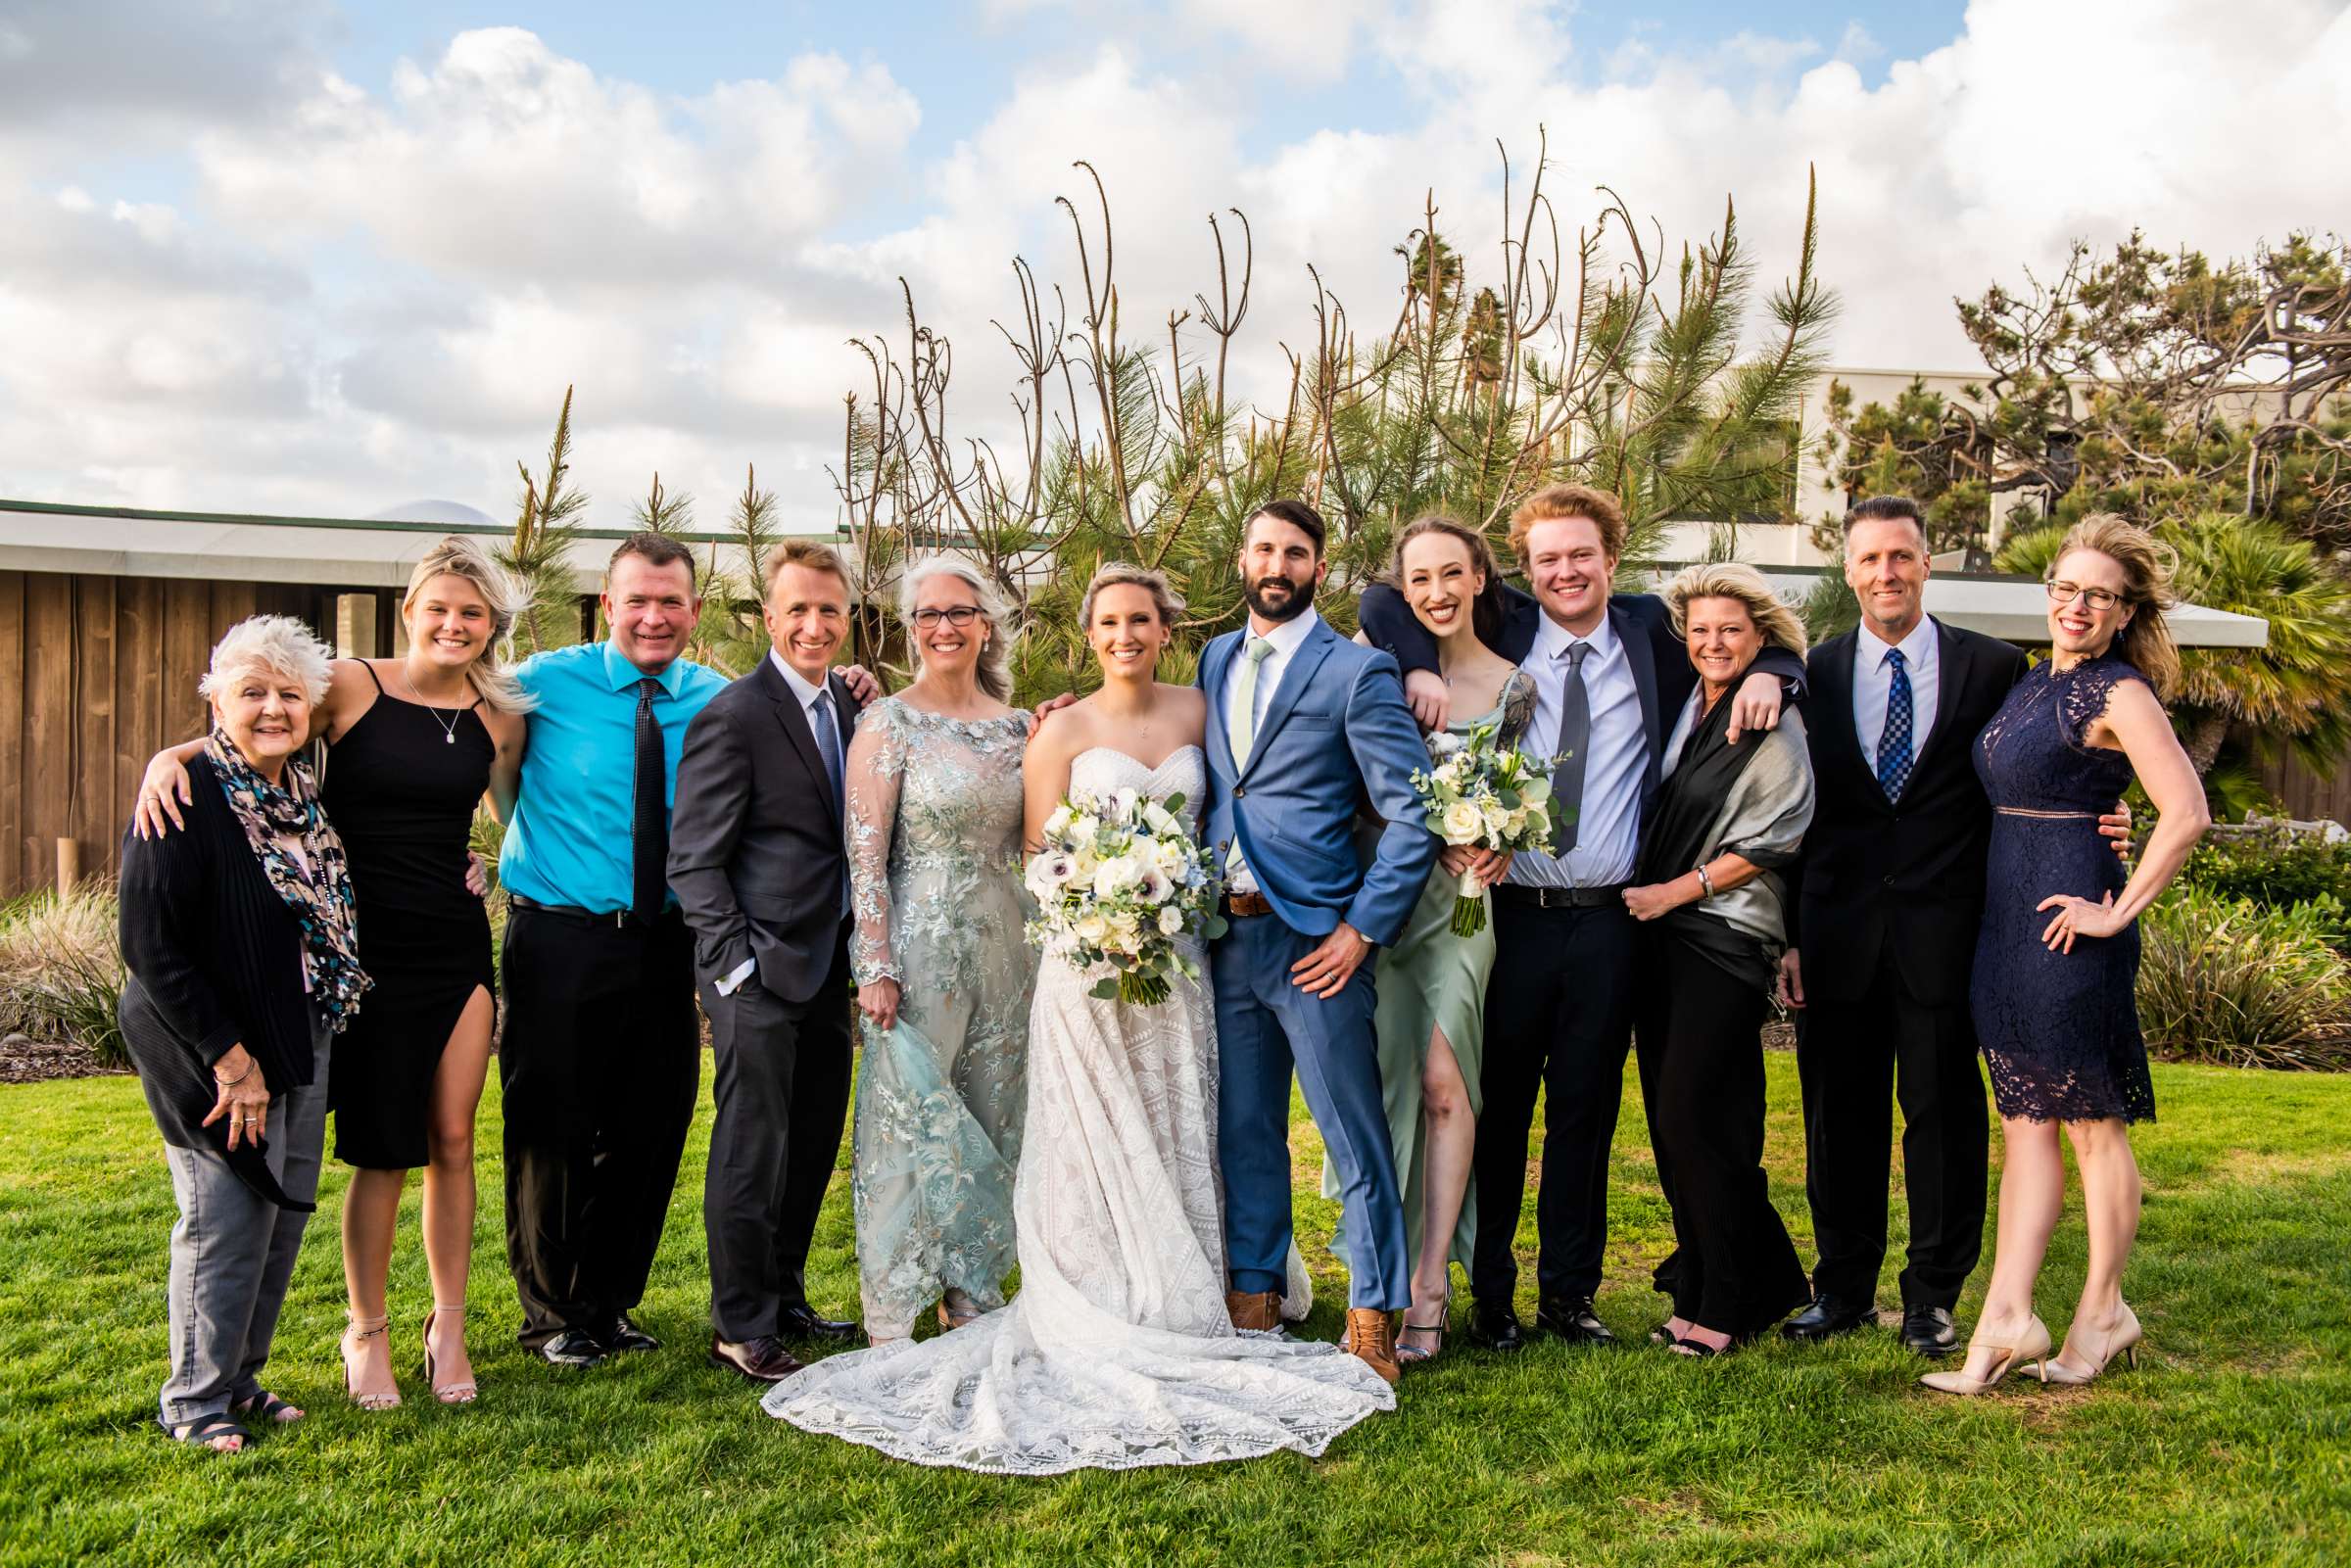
[1696,865,1716,900]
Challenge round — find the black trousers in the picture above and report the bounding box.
[1636,935,1808,1335]
[1795,944,1990,1310]
[500,905,699,1347]
[1471,898,1639,1305]
[699,923,854,1342]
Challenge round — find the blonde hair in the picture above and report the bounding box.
[200,615,335,706]
[900,555,1015,702]
[1509,483,1628,565]
[1080,560,1185,629]
[1661,561,1809,659]
[403,536,534,713]
[2052,513,2181,698]
[763,538,851,597]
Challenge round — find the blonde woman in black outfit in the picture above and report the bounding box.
[136,538,529,1407]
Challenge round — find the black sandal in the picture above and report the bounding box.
[232,1390,304,1426]
[160,1411,253,1452]
[1397,1293,1451,1364]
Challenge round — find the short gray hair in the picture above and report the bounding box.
[198,615,336,706]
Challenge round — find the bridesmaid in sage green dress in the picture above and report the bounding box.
[1329,517,1536,1362]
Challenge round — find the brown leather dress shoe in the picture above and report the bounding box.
[1225,1289,1283,1333]
[708,1334,804,1384]
[1341,1307,1402,1385]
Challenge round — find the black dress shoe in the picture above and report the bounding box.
[1781,1295,1879,1343]
[708,1334,805,1383]
[602,1313,661,1354]
[776,1304,860,1343]
[1534,1296,1615,1345]
[1900,1305,1958,1357]
[1466,1299,1524,1352]
[538,1328,606,1369]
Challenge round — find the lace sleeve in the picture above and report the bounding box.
[2058,659,2149,749]
[845,701,909,987]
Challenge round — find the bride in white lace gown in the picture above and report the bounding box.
[763,565,1393,1473]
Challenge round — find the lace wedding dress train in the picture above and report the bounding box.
[763,745,1393,1473]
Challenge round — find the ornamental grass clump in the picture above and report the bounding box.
[0,883,127,1068]
[2137,884,2351,1070]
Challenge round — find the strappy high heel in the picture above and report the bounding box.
[2044,1303,2141,1386]
[1918,1314,2052,1395]
[341,1312,403,1410]
[422,1304,478,1405]
[936,1290,982,1330]
[1396,1290,1451,1365]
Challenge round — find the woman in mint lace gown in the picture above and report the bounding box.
[840,559,1034,1343]
[1328,518,1533,1362]
[767,564,1391,1471]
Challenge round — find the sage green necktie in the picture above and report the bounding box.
[1229,636,1276,769]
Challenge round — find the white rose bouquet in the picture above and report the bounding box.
[1024,784,1229,1006]
[1412,721,1559,937]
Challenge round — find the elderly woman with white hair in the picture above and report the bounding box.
[840,555,1035,1345]
[119,615,371,1453]
[1619,563,1816,1357]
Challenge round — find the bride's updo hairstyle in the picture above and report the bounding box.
[1079,560,1186,631]
[899,554,1017,702]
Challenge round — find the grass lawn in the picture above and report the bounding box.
[2,1053,2347,1566]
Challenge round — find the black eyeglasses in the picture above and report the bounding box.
[2045,580,2122,612]
[912,605,984,629]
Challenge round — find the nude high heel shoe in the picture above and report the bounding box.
[1918,1314,2052,1396]
[2044,1303,2141,1386]
[341,1313,403,1411]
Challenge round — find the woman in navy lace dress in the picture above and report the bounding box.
[1923,516,2208,1396]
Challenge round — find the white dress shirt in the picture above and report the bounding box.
[716,651,840,997]
[1853,614,1940,764]
[1508,608,1646,889]
[1223,606,1321,895]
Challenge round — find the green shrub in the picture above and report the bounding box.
[2138,884,2351,1070]
[2179,825,2351,920]
[0,884,128,1067]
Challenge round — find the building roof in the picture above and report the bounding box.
[0,499,2271,649]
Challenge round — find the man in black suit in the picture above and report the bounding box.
[1360,484,1806,1351]
[669,540,865,1381]
[1777,495,2119,1356]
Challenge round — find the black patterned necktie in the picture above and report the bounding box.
[1550,641,1592,853]
[631,677,667,922]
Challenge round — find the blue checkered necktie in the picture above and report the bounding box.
[1876,646,1914,801]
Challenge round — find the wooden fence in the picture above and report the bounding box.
[0,569,396,899]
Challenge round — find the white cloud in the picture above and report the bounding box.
[3,0,2348,524]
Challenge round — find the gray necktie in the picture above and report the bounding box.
[1550,641,1592,854]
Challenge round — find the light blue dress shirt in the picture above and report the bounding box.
[498,640,727,914]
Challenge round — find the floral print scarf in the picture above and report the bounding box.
[206,726,372,1031]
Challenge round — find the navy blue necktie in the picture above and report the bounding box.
[1877,647,1914,801]
[632,677,668,921]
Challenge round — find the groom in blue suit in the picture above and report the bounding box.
[1201,499,1437,1386]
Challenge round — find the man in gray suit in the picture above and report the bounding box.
[669,540,864,1381]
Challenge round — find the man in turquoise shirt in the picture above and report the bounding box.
[498,532,726,1368]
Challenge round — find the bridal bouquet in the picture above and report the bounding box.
[1414,722,1559,937]
[1024,786,1229,1006]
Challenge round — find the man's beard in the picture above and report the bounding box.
[1243,574,1313,624]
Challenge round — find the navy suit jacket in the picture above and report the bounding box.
[1199,617,1438,947]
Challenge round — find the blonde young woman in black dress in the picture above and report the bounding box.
[136,538,529,1408]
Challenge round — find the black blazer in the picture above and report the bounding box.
[117,753,318,1091]
[1359,579,1809,827]
[1790,619,2029,1007]
[668,657,862,1004]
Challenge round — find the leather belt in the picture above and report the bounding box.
[1222,890,1275,919]
[509,894,668,930]
[1491,881,1629,910]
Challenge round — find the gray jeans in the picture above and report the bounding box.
[159,1025,330,1428]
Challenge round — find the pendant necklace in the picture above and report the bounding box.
[402,664,465,744]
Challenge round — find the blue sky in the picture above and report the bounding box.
[1,0,2337,518]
